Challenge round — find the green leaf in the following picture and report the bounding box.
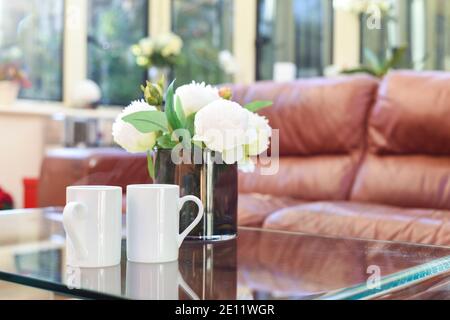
[185,112,196,137]
[383,46,407,72]
[244,100,273,113]
[363,48,383,75]
[173,128,193,149]
[147,151,155,180]
[342,67,379,77]
[175,96,187,128]
[122,111,168,133]
[165,79,183,131]
[156,133,178,149]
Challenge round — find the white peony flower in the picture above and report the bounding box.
[112,100,157,153]
[139,38,154,56]
[218,50,239,75]
[193,99,249,159]
[175,81,221,116]
[222,145,245,165]
[244,110,272,156]
[238,157,256,173]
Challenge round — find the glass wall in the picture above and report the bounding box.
[0,0,64,100]
[256,0,334,80]
[2,0,449,105]
[172,0,234,86]
[360,0,450,71]
[87,0,148,105]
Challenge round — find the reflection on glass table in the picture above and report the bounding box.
[0,208,449,300]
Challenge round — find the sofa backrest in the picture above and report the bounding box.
[234,75,379,201]
[351,70,450,210]
[38,148,150,207]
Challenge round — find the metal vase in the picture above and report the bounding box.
[154,148,238,241]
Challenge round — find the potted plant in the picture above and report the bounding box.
[131,33,184,84]
[0,47,31,106]
[112,79,272,241]
[342,46,408,78]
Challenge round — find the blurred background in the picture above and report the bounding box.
[0,0,449,208]
[0,0,448,105]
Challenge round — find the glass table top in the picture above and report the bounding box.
[0,208,449,300]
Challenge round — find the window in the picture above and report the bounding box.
[360,0,450,71]
[172,0,234,86]
[87,0,148,105]
[256,0,333,80]
[0,0,64,100]
[360,0,412,68]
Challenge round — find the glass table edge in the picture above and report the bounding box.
[0,270,124,300]
[318,255,450,300]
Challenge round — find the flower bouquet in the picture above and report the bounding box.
[131,33,184,83]
[0,46,31,105]
[112,79,272,240]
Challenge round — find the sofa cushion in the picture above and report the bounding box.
[232,75,379,156]
[351,154,450,210]
[263,201,450,246]
[238,193,304,227]
[351,70,450,210]
[239,154,361,201]
[369,70,450,155]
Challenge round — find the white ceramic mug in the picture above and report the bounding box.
[126,184,204,263]
[126,261,199,300]
[63,186,122,268]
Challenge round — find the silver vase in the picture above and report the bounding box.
[154,148,238,241]
[147,66,169,86]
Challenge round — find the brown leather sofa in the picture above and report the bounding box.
[38,71,450,246]
[38,148,150,208]
[235,70,450,246]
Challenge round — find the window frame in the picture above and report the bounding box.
[8,0,381,106]
[13,0,256,106]
[170,0,236,85]
[70,0,256,105]
[255,0,335,81]
[86,0,150,106]
[0,0,66,102]
[358,0,450,71]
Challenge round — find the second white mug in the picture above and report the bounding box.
[126,184,204,263]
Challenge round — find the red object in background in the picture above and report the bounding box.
[23,178,38,208]
[0,186,14,210]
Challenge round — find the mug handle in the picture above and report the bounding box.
[177,196,204,247]
[63,202,88,260]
